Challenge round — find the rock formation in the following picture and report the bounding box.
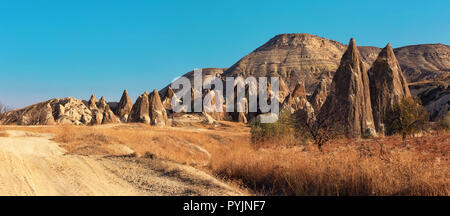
[318,38,376,137]
[394,44,450,82]
[128,91,150,124]
[148,89,168,126]
[161,86,180,112]
[88,94,98,110]
[409,81,449,120]
[311,79,327,112]
[368,43,411,134]
[282,82,315,121]
[89,96,119,124]
[116,90,133,122]
[0,97,93,125]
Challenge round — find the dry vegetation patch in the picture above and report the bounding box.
[1,124,448,196]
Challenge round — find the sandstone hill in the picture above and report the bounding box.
[165,33,448,120]
[394,44,450,82]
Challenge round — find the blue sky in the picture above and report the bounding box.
[1,0,449,108]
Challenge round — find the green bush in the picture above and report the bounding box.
[385,97,428,139]
[250,110,294,144]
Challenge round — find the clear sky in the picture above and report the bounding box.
[1,0,449,108]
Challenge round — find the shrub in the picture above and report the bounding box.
[293,109,345,150]
[250,110,294,145]
[385,97,428,139]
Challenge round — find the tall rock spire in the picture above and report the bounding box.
[117,90,133,122]
[128,91,150,124]
[149,89,168,126]
[368,43,411,134]
[318,38,376,137]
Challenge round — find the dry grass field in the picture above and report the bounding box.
[1,122,448,196]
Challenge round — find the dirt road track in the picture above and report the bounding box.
[0,130,241,196]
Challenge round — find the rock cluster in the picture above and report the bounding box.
[0,97,92,125]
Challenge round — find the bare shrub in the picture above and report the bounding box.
[293,109,345,150]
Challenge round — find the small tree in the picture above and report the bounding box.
[385,97,428,139]
[293,109,345,150]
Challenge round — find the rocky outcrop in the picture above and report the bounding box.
[128,92,150,124]
[394,44,450,82]
[369,43,411,134]
[116,90,133,122]
[318,38,376,137]
[161,86,180,112]
[88,94,98,110]
[282,82,315,120]
[222,33,345,100]
[311,79,327,112]
[0,97,93,125]
[409,81,450,120]
[89,96,119,124]
[148,89,168,126]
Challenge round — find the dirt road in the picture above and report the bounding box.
[0,130,241,196]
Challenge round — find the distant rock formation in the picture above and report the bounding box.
[311,79,327,112]
[318,38,376,137]
[90,96,119,124]
[409,81,450,120]
[161,86,180,112]
[128,91,150,124]
[88,94,98,110]
[394,44,450,82]
[0,97,92,125]
[116,90,133,122]
[368,43,411,134]
[282,82,315,120]
[148,89,168,126]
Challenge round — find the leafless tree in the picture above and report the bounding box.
[294,109,345,150]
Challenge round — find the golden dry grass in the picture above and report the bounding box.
[0,131,8,137]
[209,135,449,196]
[1,123,448,196]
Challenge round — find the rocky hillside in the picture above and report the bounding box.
[395,44,450,82]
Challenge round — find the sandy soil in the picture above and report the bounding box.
[0,130,242,196]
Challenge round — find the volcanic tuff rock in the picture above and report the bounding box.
[90,96,119,124]
[409,81,450,120]
[117,90,133,122]
[282,82,315,121]
[88,94,98,110]
[128,91,150,124]
[368,43,411,134]
[148,89,168,126]
[394,44,450,82]
[318,38,375,137]
[311,79,328,112]
[160,68,226,98]
[0,97,92,125]
[222,33,381,97]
